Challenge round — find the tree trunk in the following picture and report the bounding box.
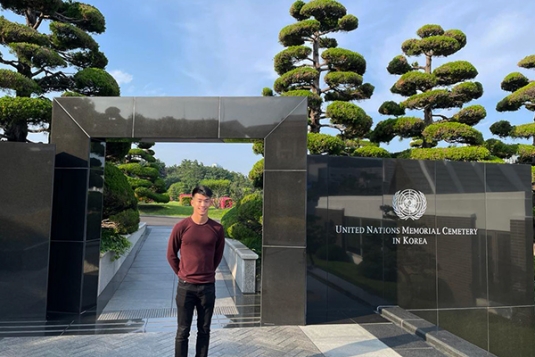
[422,54,433,147]
[309,34,321,133]
[5,122,28,142]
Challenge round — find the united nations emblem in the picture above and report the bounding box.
[392,189,427,220]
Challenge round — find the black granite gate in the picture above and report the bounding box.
[48,96,308,326]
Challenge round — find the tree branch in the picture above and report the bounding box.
[320,123,345,132]
[431,114,450,121]
[28,127,49,133]
[0,57,19,69]
[34,13,45,30]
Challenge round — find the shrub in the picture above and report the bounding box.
[109,208,140,234]
[221,206,239,237]
[135,187,170,203]
[103,162,138,218]
[180,195,192,206]
[100,228,132,260]
[238,192,263,223]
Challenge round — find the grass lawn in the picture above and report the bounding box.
[138,201,230,220]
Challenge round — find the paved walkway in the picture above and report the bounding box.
[0,221,448,357]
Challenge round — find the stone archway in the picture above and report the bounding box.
[48,96,308,325]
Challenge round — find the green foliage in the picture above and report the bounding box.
[199,179,231,203]
[419,35,461,57]
[119,163,159,179]
[338,14,358,32]
[126,177,152,189]
[451,105,486,126]
[387,55,413,75]
[451,81,483,102]
[59,1,106,33]
[443,29,467,48]
[222,193,263,255]
[73,67,120,96]
[103,163,138,219]
[321,48,366,74]
[399,146,491,161]
[370,117,424,144]
[262,87,273,96]
[0,69,42,94]
[433,61,478,85]
[517,144,535,161]
[393,71,436,95]
[274,45,312,75]
[326,101,372,138]
[307,132,344,154]
[353,145,391,158]
[271,0,372,139]
[281,90,322,110]
[484,139,518,158]
[134,187,170,203]
[109,208,140,234]
[221,206,239,237]
[249,159,264,189]
[290,1,308,21]
[518,55,535,69]
[489,120,513,138]
[417,24,444,38]
[105,139,133,163]
[0,2,114,141]
[401,39,422,56]
[501,72,530,92]
[100,228,132,258]
[168,182,188,201]
[324,71,363,87]
[403,89,453,110]
[252,139,264,156]
[0,97,51,128]
[511,123,535,139]
[378,101,405,116]
[279,19,320,46]
[274,66,319,93]
[180,196,192,206]
[423,122,483,145]
[128,148,156,162]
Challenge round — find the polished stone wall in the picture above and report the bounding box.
[307,156,534,356]
[0,143,55,320]
[49,97,308,325]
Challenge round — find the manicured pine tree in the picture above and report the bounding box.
[119,142,170,203]
[0,0,118,142]
[371,24,490,161]
[489,55,535,163]
[263,0,375,156]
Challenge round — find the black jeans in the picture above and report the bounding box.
[175,279,216,357]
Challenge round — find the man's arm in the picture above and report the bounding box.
[213,225,225,268]
[167,224,181,275]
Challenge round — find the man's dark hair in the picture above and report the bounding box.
[192,185,213,198]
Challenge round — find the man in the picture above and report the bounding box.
[167,185,225,357]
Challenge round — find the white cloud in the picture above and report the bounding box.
[110,70,133,85]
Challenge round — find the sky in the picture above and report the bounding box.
[8,0,535,175]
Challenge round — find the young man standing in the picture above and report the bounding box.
[167,185,225,357]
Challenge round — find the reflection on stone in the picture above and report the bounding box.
[307,156,534,356]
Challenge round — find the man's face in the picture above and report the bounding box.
[191,193,212,217]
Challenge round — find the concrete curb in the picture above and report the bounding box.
[378,306,497,357]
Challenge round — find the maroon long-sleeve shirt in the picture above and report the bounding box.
[166,217,225,284]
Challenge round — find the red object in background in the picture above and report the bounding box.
[219,196,233,209]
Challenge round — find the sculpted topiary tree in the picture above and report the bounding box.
[264,0,375,155]
[490,55,535,163]
[371,24,490,161]
[119,142,170,203]
[0,0,118,142]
